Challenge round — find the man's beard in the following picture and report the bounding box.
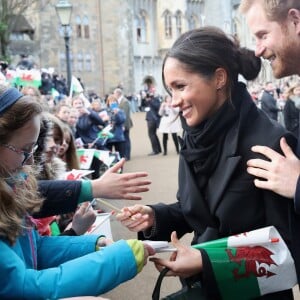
[274,32,300,78]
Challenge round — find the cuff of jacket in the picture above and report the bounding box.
[200,249,221,300]
[126,239,145,273]
[79,180,93,204]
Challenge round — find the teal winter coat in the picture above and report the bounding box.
[0,228,140,299]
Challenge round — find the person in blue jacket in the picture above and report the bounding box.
[0,85,155,299]
[72,95,107,150]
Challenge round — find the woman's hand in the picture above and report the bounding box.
[247,137,300,198]
[115,204,155,232]
[91,158,151,200]
[150,231,203,278]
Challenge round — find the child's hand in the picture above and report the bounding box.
[70,202,97,235]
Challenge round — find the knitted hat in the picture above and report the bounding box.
[0,88,23,114]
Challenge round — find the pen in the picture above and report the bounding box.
[95,198,123,213]
[91,213,112,234]
[95,198,135,219]
[85,198,97,213]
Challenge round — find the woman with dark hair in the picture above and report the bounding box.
[117,26,298,299]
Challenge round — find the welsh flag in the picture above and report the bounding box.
[5,69,16,85]
[193,226,297,299]
[76,148,95,169]
[63,169,94,180]
[14,69,41,88]
[97,124,114,141]
[69,75,84,96]
[94,149,119,167]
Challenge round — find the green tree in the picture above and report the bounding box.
[0,0,43,61]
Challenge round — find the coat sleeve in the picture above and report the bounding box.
[138,201,193,241]
[34,180,82,217]
[0,238,141,299]
[89,110,106,126]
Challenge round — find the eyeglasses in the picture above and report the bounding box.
[0,143,38,165]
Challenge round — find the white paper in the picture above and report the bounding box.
[144,240,177,252]
[85,213,113,239]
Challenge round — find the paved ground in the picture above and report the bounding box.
[101,111,188,299]
[100,111,299,300]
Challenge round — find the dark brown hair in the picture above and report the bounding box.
[162,26,261,94]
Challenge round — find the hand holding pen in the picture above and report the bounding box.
[114,203,155,233]
[85,198,97,213]
[71,202,97,235]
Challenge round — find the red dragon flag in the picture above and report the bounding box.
[76,148,95,170]
[193,226,297,299]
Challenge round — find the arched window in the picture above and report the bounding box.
[75,16,82,38]
[164,10,172,39]
[85,53,91,72]
[83,16,90,39]
[77,52,83,71]
[175,11,182,37]
[135,10,147,43]
[188,15,196,30]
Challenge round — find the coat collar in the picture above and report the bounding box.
[207,84,256,212]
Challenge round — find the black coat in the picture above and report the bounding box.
[145,96,161,127]
[261,90,280,121]
[140,84,297,299]
[283,98,300,137]
[76,110,106,147]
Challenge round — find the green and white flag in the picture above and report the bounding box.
[69,75,84,96]
[76,148,95,170]
[94,150,115,167]
[193,226,297,299]
[15,69,41,88]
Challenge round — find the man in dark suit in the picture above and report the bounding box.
[145,92,162,155]
[260,81,280,121]
[241,0,300,285]
[114,88,133,160]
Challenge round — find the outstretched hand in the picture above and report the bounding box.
[150,232,203,278]
[91,158,151,200]
[247,137,300,198]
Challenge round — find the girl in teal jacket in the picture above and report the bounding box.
[0,86,153,299]
[0,230,146,299]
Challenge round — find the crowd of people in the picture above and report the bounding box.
[1,0,300,299]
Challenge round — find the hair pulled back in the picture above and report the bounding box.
[162,26,261,92]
